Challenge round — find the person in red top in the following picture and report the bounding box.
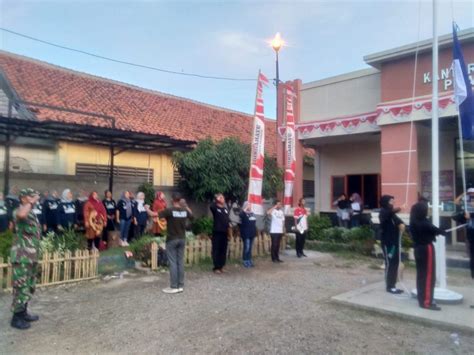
[294,198,308,258]
[152,191,167,235]
[83,191,107,250]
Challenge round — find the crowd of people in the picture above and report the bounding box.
[333,192,364,228]
[6,183,474,330]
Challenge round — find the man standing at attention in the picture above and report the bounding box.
[151,193,193,294]
[210,193,230,274]
[10,188,41,330]
[267,200,285,263]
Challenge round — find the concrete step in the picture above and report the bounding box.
[446,249,470,270]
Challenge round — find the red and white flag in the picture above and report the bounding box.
[248,71,269,215]
[284,86,296,215]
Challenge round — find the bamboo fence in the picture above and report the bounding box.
[150,233,287,270]
[0,249,100,292]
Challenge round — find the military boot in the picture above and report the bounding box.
[24,304,39,322]
[11,311,31,330]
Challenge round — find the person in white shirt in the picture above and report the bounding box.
[267,200,285,263]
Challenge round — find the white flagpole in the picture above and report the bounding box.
[431,0,463,303]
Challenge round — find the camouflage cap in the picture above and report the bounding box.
[19,188,39,198]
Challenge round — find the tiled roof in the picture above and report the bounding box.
[0,51,277,156]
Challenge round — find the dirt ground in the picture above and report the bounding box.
[0,250,473,354]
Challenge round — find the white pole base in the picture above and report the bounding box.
[411,287,464,305]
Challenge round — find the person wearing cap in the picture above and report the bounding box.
[10,188,41,330]
[379,195,405,294]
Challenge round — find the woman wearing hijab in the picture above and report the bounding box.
[410,201,446,311]
[239,201,257,268]
[116,191,133,246]
[83,191,106,250]
[152,191,167,235]
[134,192,148,238]
[0,192,8,233]
[379,195,406,294]
[350,193,363,228]
[102,190,117,242]
[59,189,77,230]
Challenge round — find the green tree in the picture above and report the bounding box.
[173,137,283,202]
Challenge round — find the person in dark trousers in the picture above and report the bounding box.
[151,193,193,294]
[116,191,133,247]
[333,193,350,228]
[74,190,88,231]
[134,192,148,238]
[59,189,77,231]
[0,192,9,233]
[102,190,116,242]
[379,195,406,294]
[453,189,474,309]
[294,198,308,258]
[410,201,446,311]
[128,192,138,242]
[239,201,257,268]
[350,193,363,228]
[43,190,60,233]
[267,200,285,263]
[210,193,230,274]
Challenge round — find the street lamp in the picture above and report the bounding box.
[271,32,284,172]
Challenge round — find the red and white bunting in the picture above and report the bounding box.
[248,71,269,215]
[283,87,296,215]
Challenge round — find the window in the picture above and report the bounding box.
[303,179,315,198]
[75,163,153,183]
[331,174,380,209]
[455,138,474,195]
[173,168,182,187]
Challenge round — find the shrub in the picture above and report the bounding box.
[129,235,164,263]
[321,227,351,244]
[192,216,213,236]
[401,231,413,251]
[40,229,87,256]
[307,215,332,240]
[0,230,13,260]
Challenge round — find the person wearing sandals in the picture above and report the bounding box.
[239,201,256,268]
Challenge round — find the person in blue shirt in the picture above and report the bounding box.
[0,192,9,233]
[59,189,77,231]
[239,201,257,268]
[134,192,148,238]
[116,191,133,246]
[43,190,60,233]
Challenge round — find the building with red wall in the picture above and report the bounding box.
[288,28,474,244]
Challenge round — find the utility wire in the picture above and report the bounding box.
[0,27,256,82]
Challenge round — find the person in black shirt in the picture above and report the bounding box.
[32,200,46,235]
[0,192,8,233]
[128,192,138,242]
[5,186,20,230]
[59,189,77,231]
[134,192,148,238]
[239,201,256,268]
[410,201,446,311]
[74,190,88,232]
[151,193,193,294]
[210,193,230,274]
[43,190,60,233]
[102,190,116,242]
[379,195,406,294]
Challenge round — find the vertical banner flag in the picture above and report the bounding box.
[248,71,269,215]
[452,23,474,139]
[284,86,296,215]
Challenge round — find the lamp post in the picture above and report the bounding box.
[271,33,284,173]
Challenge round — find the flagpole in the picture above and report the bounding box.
[430,0,463,303]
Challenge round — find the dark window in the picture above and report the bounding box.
[303,180,315,197]
[331,174,380,209]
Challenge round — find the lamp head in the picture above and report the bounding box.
[271,32,284,52]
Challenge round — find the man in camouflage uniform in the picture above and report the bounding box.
[10,188,41,330]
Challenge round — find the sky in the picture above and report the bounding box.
[0,0,473,118]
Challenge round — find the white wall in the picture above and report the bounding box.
[301,69,380,122]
